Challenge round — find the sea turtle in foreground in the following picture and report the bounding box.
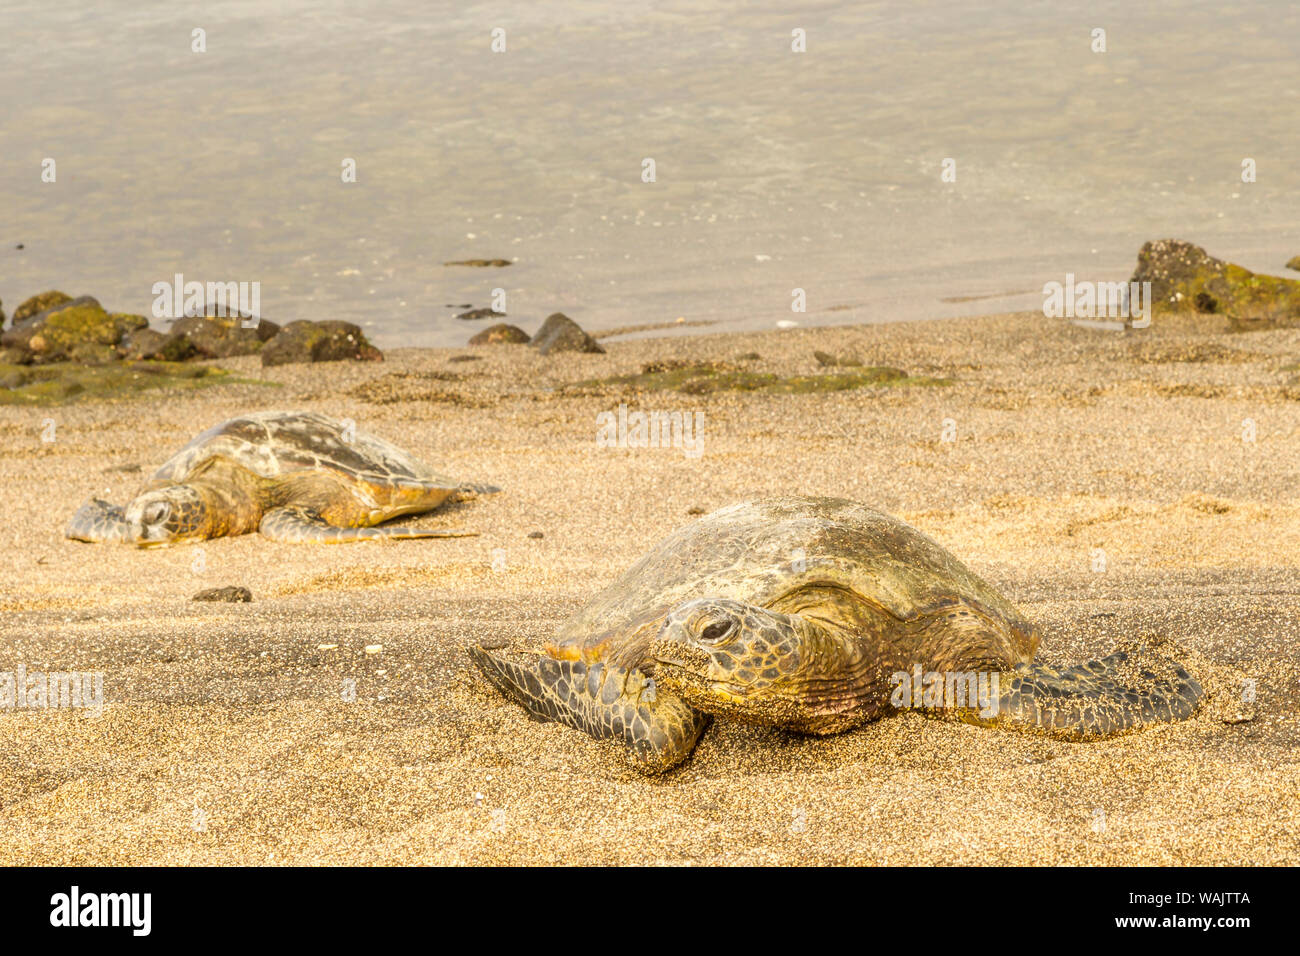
[67,411,497,546]
[471,496,1204,772]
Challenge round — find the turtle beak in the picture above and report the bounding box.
[650,637,713,674]
[651,634,754,714]
[125,498,174,547]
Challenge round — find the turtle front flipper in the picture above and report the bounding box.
[469,647,709,773]
[66,498,128,543]
[258,506,478,543]
[956,645,1204,738]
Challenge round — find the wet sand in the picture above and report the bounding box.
[1,311,1297,865]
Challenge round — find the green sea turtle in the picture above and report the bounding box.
[471,496,1204,772]
[67,410,497,546]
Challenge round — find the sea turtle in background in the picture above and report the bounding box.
[67,411,497,546]
[471,496,1204,772]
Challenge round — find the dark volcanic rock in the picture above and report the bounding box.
[170,311,280,358]
[530,313,604,356]
[260,320,383,367]
[120,327,197,362]
[443,258,512,267]
[1132,239,1300,328]
[108,313,149,335]
[456,308,506,321]
[192,586,253,603]
[469,323,530,346]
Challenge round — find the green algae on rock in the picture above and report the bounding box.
[10,290,72,326]
[0,360,266,405]
[567,360,948,396]
[1132,240,1300,329]
[1,297,146,362]
[108,313,150,335]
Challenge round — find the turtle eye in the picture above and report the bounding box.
[144,501,169,526]
[698,618,734,644]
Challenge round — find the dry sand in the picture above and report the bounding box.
[1,311,1297,865]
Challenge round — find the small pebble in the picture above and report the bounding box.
[527,531,544,539]
[364,644,383,655]
[192,586,252,603]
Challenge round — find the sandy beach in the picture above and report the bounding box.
[1,310,1296,865]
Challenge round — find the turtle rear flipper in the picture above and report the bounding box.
[469,647,709,773]
[66,499,128,543]
[258,506,478,543]
[961,647,1204,738]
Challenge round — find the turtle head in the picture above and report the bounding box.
[650,598,865,732]
[124,484,209,547]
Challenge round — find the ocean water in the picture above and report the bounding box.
[2,0,1297,347]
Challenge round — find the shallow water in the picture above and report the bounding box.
[2,0,1297,347]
